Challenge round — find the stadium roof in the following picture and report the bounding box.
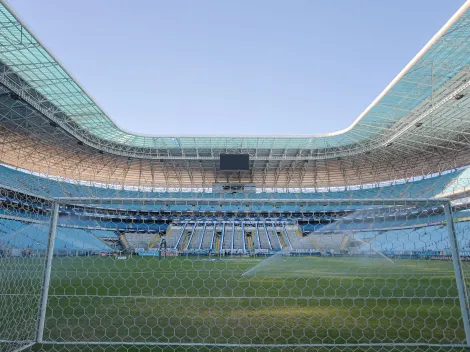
[0,1,470,189]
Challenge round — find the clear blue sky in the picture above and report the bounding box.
[7,0,466,135]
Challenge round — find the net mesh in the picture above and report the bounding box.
[1,195,469,351]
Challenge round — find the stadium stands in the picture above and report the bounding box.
[0,218,110,252]
[1,165,469,203]
[124,233,157,250]
[3,1,470,349]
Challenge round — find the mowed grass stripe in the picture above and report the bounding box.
[1,256,468,346]
[44,295,464,344]
[45,257,460,299]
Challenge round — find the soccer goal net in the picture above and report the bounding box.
[1,196,470,352]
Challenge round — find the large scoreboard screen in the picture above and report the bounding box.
[219,154,249,171]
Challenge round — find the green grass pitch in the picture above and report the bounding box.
[1,255,469,351]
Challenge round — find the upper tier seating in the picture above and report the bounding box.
[0,165,469,204]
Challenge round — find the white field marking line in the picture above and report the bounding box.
[48,270,456,276]
[243,271,456,276]
[0,293,39,296]
[50,270,245,274]
[40,341,470,348]
[11,342,36,352]
[46,294,459,300]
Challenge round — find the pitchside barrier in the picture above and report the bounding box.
[1,197,470,352]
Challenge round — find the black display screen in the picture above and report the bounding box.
[219,154,249,171]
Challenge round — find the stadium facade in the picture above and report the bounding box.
[1,3,470,188]
[2,1,470,351]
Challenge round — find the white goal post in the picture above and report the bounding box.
[1,197,470,352]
